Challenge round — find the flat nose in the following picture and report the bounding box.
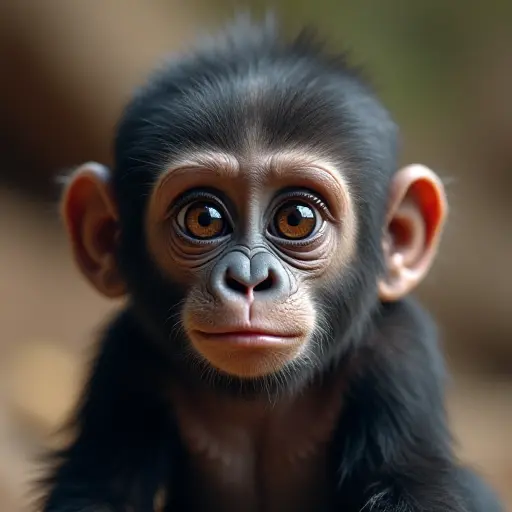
[225,270,274,295]
[210,250,290,302]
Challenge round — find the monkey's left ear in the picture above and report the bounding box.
[378,164,448,302]
[61,163,126,298]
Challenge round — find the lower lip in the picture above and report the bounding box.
[195,331,297,348]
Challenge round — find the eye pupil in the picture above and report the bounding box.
[198,210,213,227]
[287,211,301,227]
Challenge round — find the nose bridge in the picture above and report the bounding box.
[236,185,265,248]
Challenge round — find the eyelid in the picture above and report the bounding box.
[167,190,232,221]
[270,190,333,221]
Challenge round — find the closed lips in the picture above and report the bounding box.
[194,330,299,346]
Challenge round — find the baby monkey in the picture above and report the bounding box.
[40,16,502,512]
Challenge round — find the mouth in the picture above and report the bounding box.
[188,327,306,378]
[193,329,300,348]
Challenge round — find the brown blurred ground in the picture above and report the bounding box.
[0,1,510,511]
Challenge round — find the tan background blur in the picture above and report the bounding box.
[0,1,510,510]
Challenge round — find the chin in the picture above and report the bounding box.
[181,332,321,399]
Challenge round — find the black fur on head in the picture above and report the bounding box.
[111,15,400,396]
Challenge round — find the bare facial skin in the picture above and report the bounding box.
[145,150,359,378]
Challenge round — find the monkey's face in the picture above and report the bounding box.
[144,151,358,379]
[61,153,446,387]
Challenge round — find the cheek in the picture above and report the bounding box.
[180,286,318,379]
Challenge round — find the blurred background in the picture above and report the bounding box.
[0,1,510,510]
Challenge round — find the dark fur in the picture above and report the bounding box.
[39,17,502,511]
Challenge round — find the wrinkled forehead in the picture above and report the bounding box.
[163,148,345,183]
[148,148,352,221]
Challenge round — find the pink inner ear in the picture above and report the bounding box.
[410,178,442,248]
[388,217,412,250]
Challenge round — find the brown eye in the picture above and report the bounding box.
[273,202,318,240]
[180,202,228,239]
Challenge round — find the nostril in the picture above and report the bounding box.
[225,276,248,294]
[253,274,274,292]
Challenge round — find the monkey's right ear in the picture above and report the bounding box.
[60,163,126,298]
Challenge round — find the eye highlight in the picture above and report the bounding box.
[177,201,229,240]
[272,201,319,240]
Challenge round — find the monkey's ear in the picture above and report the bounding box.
[61,163,126,298]
[378,164,447,302]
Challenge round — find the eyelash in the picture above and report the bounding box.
[171,189,328,214]
[271,190,330,219]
